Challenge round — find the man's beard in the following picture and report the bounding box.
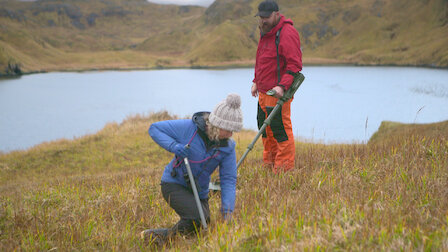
[260,22,274,34]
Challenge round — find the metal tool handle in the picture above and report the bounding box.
[237,72,305,169]
[184,156,208,230]
[236,102,283,169]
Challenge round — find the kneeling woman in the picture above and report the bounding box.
[141,94,243,244]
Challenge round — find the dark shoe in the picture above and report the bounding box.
[140,228,169,246]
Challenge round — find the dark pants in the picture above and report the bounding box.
[161,182,210,236]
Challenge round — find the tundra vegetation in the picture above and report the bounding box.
[0,112,447,250]
[0,0,447,250]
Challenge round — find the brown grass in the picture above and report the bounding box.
[0,113,447,250]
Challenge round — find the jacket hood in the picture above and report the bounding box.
[192,111,209,131]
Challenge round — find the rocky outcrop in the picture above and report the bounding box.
[0,60,22,77]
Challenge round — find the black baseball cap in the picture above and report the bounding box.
[255,0,279,17]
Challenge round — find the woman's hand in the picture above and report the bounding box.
[173,144,190,158]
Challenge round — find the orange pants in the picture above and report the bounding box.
[257,93,295,173]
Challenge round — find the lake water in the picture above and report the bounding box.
[1,66,447,153]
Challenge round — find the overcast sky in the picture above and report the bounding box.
[16,0,215,6]
[148,0,215,7]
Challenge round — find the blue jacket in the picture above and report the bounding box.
[148,112,237,215]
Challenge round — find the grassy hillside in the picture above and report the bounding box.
[0,0,447,75]
[369,120,448,144]
[0,113,447,250]
[0,0,205,73]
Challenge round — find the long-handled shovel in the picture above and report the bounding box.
[184,155,208,230]
[209,72,305,191]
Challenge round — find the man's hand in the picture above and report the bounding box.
[271,86,284,98]
[251,82,258,97]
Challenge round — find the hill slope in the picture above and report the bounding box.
[369,120,448,144]
[0,113,447,250]
[0,0,447,75]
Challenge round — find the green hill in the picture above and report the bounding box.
[0,113,447,250]
[369,120,448,144]
[0,0,447,76]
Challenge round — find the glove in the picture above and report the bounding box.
[173,144,190,158]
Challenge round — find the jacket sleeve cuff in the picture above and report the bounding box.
[279,74,294,90]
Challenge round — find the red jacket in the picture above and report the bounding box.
[253,15,302,94]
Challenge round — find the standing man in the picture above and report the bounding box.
[252,0,302,173]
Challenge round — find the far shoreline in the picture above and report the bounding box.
[2,60,447,79]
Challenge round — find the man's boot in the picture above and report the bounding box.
[140,228,169,246]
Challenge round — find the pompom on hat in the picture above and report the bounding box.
[209,93,243,132]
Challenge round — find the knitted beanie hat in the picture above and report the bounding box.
[209,93,243,132]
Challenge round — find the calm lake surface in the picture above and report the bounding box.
[1,66,447,152]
